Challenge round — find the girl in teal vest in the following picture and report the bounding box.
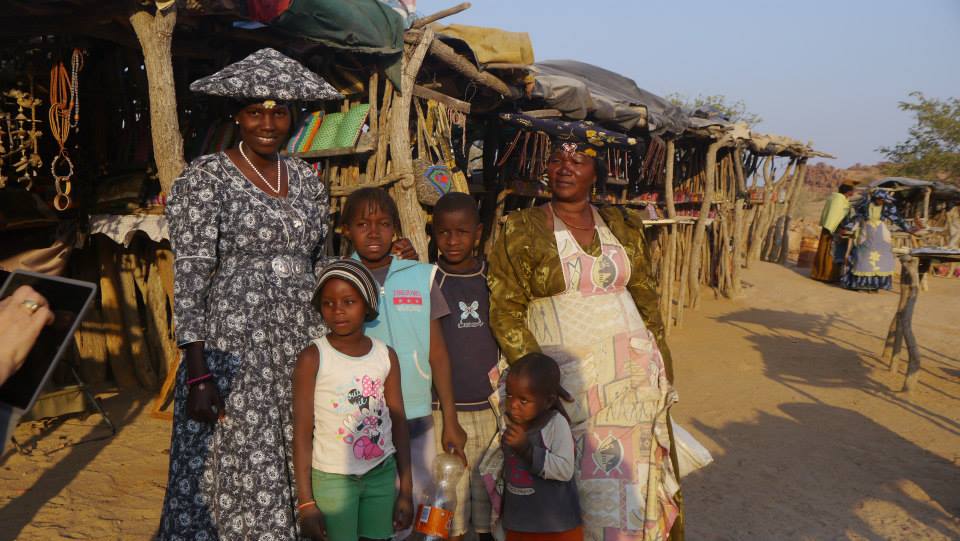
[340,188,467,535]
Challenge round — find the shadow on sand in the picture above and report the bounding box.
[0,392,148,540]
[684,402,959,539]
[680,307,960,539]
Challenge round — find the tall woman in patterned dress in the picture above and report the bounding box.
[487,123,684,541]
[839,189,914,292]
[157,49,413,540]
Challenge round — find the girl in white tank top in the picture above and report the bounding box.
[292,259,413,540]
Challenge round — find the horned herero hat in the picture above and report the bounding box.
[189,48,342,102]
[499,112,638,158]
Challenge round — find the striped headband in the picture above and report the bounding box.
[312,258,380,322]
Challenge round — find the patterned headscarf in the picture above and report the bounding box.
[312,258,380,321]
[869,189,896,205]
[190,48,342,102]
[499,112,638,158]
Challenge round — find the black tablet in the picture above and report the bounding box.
[0,270,97,413]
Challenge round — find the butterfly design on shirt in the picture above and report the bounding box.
[459,301,479,322]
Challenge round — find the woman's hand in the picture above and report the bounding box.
[298,506,328,541]
[187,380,224,423]
[393,491,414,532]
[0,286,54,385]
[391,238,419,261]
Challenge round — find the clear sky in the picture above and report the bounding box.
[415,0,960,167]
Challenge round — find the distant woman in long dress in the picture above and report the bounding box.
[487,121,684,541]
[840,189,911,292]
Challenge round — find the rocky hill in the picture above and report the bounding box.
[803,162,886,194]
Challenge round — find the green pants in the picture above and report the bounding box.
[311,455,397,541]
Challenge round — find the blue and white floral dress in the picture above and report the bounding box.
[159,153,328,540]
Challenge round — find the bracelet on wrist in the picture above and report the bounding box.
[297,500,316,512]
[186,373,213,387]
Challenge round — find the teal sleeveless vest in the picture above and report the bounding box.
[355,255,437,419]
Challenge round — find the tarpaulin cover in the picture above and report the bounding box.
[532,60,689,136]
[271,0,404,54]
[869,177,934,189]
[870,177,960,201]
[270,0,405,87]
[433,24,535,66]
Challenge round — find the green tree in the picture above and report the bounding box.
[666,93,763,127]
[879,92,960,184]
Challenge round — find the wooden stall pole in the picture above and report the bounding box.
[71,246,109,384]
[481,117,502,256]
[364,70,380,175]
[675,223,693,326]
[132,242,178,389]
[731,146,747,297]
[390,28,435,259]
[688,139,724,310]
[95,237,139,389]
[776,158,808,265]
[882,267,910,368]
[661,139,677,333]
[374,83,395,182]
[898,256,922,393]
[119,249,160,390]
[745,156,774,265]
[150,242,181,418]
[130,4,186,195]
[760,158,797,262]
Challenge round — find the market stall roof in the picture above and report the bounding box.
[748,131,833,159]
[432,24,535,68]
[530,60,689,136]
[870,177,960,201]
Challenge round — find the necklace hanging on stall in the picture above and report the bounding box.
[48,49,83,211]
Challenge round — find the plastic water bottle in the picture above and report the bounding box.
[412,453,465,540]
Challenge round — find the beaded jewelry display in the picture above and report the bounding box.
[48,48,84,210]
[1,88,43,190]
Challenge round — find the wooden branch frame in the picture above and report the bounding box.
[405,29,520,99]
[389,28,435,259]
[411,2,472,28]
[413,85,471,113]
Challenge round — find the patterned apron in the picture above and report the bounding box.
[482,206,680,541]
[851,205,895,277]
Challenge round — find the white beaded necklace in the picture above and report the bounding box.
[239,141,283,194]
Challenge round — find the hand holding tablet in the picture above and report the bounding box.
[0,270,97,414]
[0,285,55,385]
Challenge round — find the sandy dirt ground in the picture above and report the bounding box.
[1,261,958,540]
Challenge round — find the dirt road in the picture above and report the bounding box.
[1,262,957,540]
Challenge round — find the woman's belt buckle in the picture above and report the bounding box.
[271,255,306,279]
[272,255,291,278]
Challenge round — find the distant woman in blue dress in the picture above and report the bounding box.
[840,189,913,291]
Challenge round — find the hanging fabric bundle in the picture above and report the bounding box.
[48,48,83,211]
